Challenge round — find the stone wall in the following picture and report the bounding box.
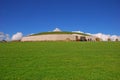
[21,34,76,41]
[21,34,96,42]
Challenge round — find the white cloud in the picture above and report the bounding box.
[28,33,34,36]
[72,30,120,41]
[0,32,11,41]
[12,32,23,41]
[93,33,110,41]
[53,28,61,32]
[119,36,120,40]
[0,32,5,41]
[110,35,118,41]
[5,34,11,41]
[92,33,119,41]
[72,31,84,33]
[86,33,92,35]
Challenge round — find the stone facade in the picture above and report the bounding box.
[21,34,95,42]
[21,34,74,41]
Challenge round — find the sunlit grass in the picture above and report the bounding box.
[0,42,120,80]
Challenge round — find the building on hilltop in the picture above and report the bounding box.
[21,28,96,42]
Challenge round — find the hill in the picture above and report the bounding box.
[0,42,120,80]
[30,31,90,36]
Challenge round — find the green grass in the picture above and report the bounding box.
[0,42,120,80]
[31,31,89,36]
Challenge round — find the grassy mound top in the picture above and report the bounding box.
[31,31,90,36]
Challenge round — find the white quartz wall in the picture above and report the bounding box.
[21,34,76,41]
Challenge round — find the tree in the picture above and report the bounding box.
[95,38,101,41]
[107,38,111,41]
[115,39,119,42]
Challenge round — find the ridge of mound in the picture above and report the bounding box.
[30,32,90,36]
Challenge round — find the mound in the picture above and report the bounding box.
[21,32,95,42]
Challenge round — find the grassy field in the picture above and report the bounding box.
[0,42,120,80]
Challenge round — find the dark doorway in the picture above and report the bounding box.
[76,36,79,41]
[80,36,87,41]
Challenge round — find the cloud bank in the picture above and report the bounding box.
[1,31,120,42]
[12,32,23,41]
[0,32,5,41]
[72,31,84,33]
[93,33,120,41]
[72,30,120,41]
[0,32,11,41]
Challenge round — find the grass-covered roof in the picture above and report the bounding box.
[30,31,90,36]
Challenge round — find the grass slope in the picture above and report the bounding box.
[31,31,89,36]
[0,42,120,80]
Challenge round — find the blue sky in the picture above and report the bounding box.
[0,0,120,36]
